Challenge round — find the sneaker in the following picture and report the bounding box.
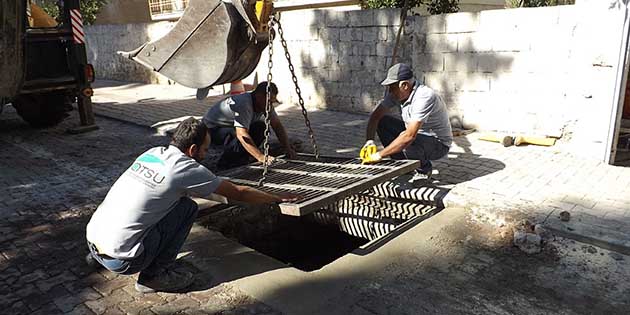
[85,253,103,270]
[135,268,194,293]
[412,168,433,182]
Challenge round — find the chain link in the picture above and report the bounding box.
[258,16,276,187]
[276,19,320,159]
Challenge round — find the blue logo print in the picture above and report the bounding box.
[137,154,165,165]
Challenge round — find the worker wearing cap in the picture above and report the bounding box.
[202,81,296,170]
[363,63,452,179]
[86,117,299,293]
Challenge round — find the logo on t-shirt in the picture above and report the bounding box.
[137,154,165,165]
[128,153,166,187]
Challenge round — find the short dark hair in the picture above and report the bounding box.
[253,81,278,96]
[170,117,208,152]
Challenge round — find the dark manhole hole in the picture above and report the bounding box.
[201,206,368,272]
[240,216,368,271]
[200,197,441,271]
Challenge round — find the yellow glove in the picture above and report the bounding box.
[360,140,377,162]
[362,152,382,164]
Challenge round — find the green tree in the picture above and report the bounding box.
[505,0,575,8]
[360,0,459,15]
[34,0,108,25]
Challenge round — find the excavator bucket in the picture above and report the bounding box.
[119,0,269,89]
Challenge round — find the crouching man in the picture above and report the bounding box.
[86,117,298,293]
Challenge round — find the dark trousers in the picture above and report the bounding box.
[377,115,449,174]
[210,121,265,169]
[88,197,199,276]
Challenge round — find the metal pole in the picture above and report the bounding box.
[65,0,98,133]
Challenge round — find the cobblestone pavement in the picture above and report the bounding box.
[92,80,630,253]
[2,80,629,314]
[0,106,280,314]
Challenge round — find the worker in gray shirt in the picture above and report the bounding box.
[363,63,452,179]
[86,117,299,293]
[203,82,296,169]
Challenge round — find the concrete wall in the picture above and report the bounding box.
[84,2,627,160]
[94,0,152,24]
[251,3,626,160]
[85,22,176,84]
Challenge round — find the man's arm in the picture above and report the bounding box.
[379,120,422,158]
[213,180,298,204]
[270,116,296,159]
[366,104,389,141]
[235,126,267,163]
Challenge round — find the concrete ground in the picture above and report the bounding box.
[0,80,628,314]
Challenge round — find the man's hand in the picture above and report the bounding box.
[286,146,297,159]
[360,140,378,163]
[362,151,382,164]
[259,155,276,165]
[276,192,302,203]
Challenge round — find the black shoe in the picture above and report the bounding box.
[135,268,194,293]
[413,168,433,181]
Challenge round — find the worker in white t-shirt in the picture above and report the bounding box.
[86,117,299,293]
[203,82,296,169]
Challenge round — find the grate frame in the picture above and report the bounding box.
[217,154,421,216]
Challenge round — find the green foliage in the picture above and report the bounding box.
[360,0,459,15]
[34,0,108,25]
[505,0,575,8]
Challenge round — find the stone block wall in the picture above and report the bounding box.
[84,2,627,160]
[254,3,626,160]
[85,22,176,85]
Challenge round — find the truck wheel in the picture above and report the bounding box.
[12,91,70,128]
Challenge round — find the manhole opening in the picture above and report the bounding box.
[200,205,369,271]
[241,215,368,271]
[200,191,442,271]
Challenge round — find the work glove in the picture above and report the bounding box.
[362,152,382,164]
[360,140,377,162]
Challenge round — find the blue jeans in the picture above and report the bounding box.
[210,121,265,169]
[377,115,450,174]
[88,197,199,275]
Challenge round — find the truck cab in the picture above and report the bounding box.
[0,0,97,131]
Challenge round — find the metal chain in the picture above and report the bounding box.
[258,16,276,187]
[275,19,320,159]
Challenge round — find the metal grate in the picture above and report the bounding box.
[217,154,420,216]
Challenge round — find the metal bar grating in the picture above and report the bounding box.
[217,154,420,216]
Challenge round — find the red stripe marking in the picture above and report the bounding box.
[72,26,85,37]
[71,15,83,26]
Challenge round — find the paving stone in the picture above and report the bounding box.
[37,271,78,292]
[0,292,20,309]
[118,298,164,315]
[22,288,57,312]
[151,296,199,314]
[85,289,133,315]
[92,277,133,296]
[53,287,101,313]
[66,304,97,315]
[7,300,32,315]
[31,302,63,315]
[18,269,48,284]
[101,307,126,315]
